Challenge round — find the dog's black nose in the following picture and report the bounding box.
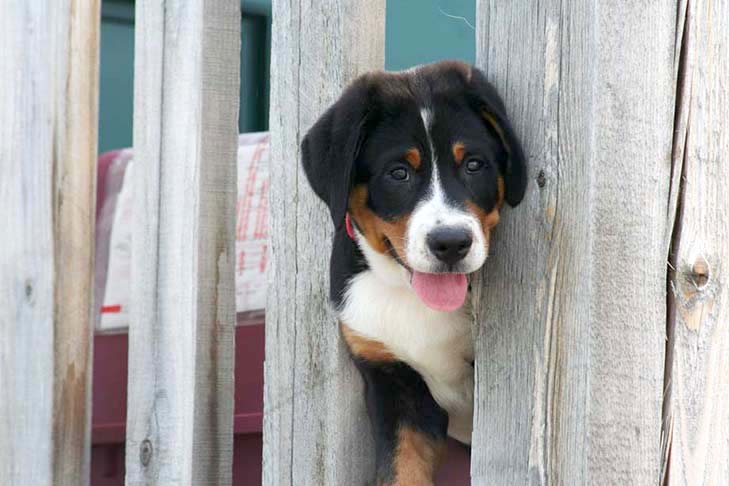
[427,227,472,265]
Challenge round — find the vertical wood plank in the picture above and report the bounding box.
[54,2,101,483]
[0,1,100,485]
[473,1,676,484]
[124,1,240,484]
[264,0,384,484]
[663,0,729,483]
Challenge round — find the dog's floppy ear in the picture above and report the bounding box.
[301,78,372,230]
[467,67,527,206]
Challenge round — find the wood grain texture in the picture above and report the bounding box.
[473,2,677,484]
[263,0,385,484]
[663,0,729,484]
[124,1,239,484]
[0,1,99,485]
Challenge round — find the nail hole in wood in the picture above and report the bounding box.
[140,439,153,467]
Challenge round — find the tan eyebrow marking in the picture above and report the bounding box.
[404,147,421,168]
[452,141,466,165]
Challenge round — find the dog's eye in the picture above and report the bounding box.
[465,158,485,173]
[389,167,409,181]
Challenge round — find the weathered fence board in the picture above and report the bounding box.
[264,0,385,484]
[124,0,240,484]
[0,1,100,485]
[473,1,677,484]
[663,0,729,484]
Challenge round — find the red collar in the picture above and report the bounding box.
[345,212,356,240]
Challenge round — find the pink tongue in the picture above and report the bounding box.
[411,272,468,311]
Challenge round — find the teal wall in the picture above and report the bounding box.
[98,3,135,153]
[98,0,475,152]
[386,0,475,71]
[98,1,271,152]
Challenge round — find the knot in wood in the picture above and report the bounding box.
[140,439,153,467]
[537,170,546,188]
[24,280,33,300]
[690,257,710,289]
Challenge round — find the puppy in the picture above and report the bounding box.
[301,60,527,485]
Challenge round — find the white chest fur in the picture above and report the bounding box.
[339,269,475,444]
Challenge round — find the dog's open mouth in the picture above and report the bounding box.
[384,237,468,311]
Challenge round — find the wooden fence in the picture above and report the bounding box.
[1,1,100,484]
[471,2,728,483]
[124,1,240,484]
[1,0,727,485]
[264,0,729,485]
[264,0,384,484]
[1,0,240,484]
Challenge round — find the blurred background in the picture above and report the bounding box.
[98,0,474,151]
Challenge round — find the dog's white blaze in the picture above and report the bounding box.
[340,240,474,443]
[406,108,488,273]
[420,107,434,136]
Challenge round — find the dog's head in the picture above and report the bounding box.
[302,61,526,311]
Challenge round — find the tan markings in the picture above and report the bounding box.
[348,185,410,263]
[496,175,505,208]
[451,141,466,165]
[483,208,500,228]
[466,177,504,247]
[340,323,395,362]
[388,427,446,486]
[404,148,421,168]
[466,200,501,230]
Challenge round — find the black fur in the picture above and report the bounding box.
[301,61,527,483]
[301,77,373,231]
[467,67,528,206]
[329,227,368,309]
[354,357,449,484]
[302,62,526,236]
